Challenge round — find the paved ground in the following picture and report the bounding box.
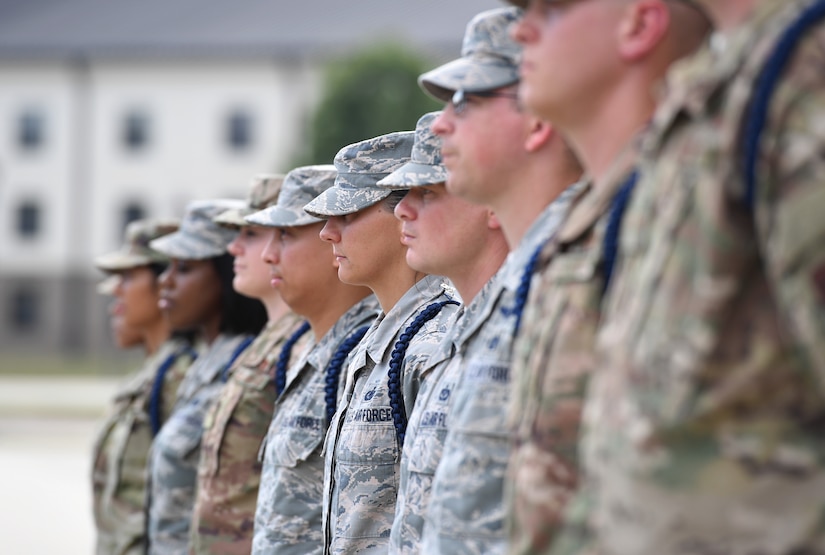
[0,376,120,554]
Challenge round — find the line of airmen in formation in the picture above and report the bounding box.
[90,0,825,554]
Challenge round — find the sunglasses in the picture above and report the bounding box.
[450,89,520,115]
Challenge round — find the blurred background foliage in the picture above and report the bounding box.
[293,41,443,167]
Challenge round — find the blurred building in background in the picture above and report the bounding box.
[0,0,498,357]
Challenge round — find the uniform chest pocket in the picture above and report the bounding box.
[158,398,209,462]
[200,367,275,478]
[406,424,447,475]
[451,357,511,438]
[334,418,399,540]
[199,382,242,478]
[266,380,326,468]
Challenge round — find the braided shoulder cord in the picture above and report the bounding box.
[273,321,311,396]
[220,335,256,383]
[602,171,639,294]
[324,325,370,425]
[387,299,459,447]
[148,345,198,437]
[743,0,825,209]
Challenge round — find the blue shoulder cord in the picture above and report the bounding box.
[387,298,459,447]
[742,0,825,209]
[602,171,639,294]
[273,321,312,396]
[148,344,198,437]
[220,335,256,383]
[324,324,371,425]
[503,244,545,337]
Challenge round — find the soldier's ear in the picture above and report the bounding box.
[524,118,553,153]
[487,210,502,231]
[616,0,670,62]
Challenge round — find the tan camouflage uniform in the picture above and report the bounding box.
[252,296,380,555]
[92,218,192,555]
[186,174,306,555]
[322,274,459,555]
[506,152,635,554]
[190,314,309,555]
[556,1,825,553]
[92,337,195,555]
[421,193,574,555]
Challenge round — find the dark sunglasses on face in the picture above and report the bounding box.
[449,89,520,115]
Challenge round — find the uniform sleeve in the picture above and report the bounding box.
[756,30,825,386]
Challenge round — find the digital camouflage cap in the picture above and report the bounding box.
[214,174,285,227]
[419,7,522,102]
[377,112,448,189]
[94,218,179,271]
[149,199,244,260]
[245,165,338,228]
[303,131,415,218]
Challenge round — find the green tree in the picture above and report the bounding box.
[295,42,442,166]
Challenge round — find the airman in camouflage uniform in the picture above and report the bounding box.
[246,164,380,555]
[146,199,265,555]
[189,176,311,555]
[547,1,825,553]
[92,219,196,555]
[305,132,461,555]
[376,112,510,554]
[415,9,582,554]
[503,2,710,553]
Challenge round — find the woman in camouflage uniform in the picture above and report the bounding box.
[145,199,267,555]
[91,219,197,555]
[304,131,460,554]
[189,176,312,555]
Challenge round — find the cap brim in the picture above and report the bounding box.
[303,186,391,218]
[419,57,520,102]
[149,231,231,260]
[214,207,255,227]
[94,251,161,271]
[376,161,449,189]
[96,275,120,295]
[245,205,324,228]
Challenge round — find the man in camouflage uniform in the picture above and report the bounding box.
[537,0,825,553]
[502,1,710,553]
[189,175,310,554]
[247,165,380,555]
[416,8,582,554]
[92,218,196,555]
[305,131,461,554]
[375,111,510,554]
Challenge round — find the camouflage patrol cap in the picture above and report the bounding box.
[94,218,179,271]
[245,165,338,228]
[149,199,244,260]
[214,174,285,227]
[377,112,448,189]
[419,8,522,102]
[303,131,415,218]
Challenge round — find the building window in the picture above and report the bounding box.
[16,200,41,238]
[9,287,40,332]
[122,110,150,151]
[18,109,45,151]
[226,109,253,151]
[121,202,145,234]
